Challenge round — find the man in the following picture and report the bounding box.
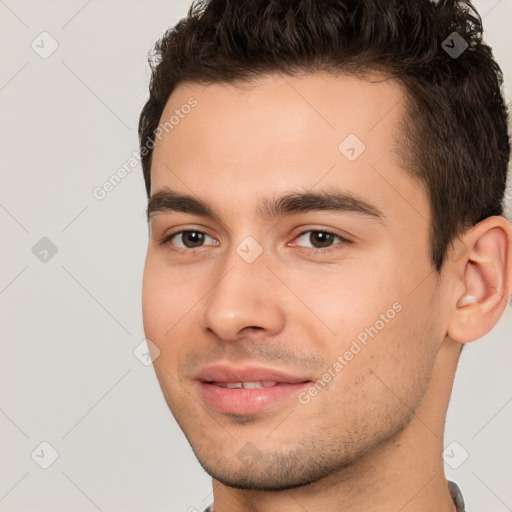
[138,0,512,510]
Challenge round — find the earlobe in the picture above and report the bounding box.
[447,216,512,344]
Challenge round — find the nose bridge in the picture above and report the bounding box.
[200,242,285,340]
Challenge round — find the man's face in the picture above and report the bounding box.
[142,72,448,489]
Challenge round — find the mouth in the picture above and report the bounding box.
[195,365,313,415]
[210,380,282,389]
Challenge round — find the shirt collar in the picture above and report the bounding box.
[203,480,466,512]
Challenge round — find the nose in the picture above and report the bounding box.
[199,249,286,342]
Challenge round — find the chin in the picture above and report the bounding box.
[193,446,356,492]
[202,464,327,492]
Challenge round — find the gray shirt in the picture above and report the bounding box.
[202,480,466,512]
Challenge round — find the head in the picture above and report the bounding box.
[139,0,512,492]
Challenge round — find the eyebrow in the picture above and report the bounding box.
[146,187,385,224]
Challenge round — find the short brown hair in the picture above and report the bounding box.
[139,0,510,270]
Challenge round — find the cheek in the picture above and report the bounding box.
[141,259,167,339]
[300,266,437,402]
[308,305,437,436]
[141,259,195,405]
[361,298,438,402]
[142,253,201,338]
[284,261,405,346]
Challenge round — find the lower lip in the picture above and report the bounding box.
[198,382,310,415]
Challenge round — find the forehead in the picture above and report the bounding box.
[150,72,426,225]
[154,72,406,169]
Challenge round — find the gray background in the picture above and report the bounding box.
[0,1,511,511]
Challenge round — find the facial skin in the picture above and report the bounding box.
[142,72,512,512]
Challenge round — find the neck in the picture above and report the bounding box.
[209,338,461,512]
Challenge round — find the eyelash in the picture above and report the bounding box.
[158,228,351,254]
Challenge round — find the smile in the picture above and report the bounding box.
[195,365,313,415]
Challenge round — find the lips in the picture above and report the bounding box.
[196,365,311,385]
[195,365,312,415]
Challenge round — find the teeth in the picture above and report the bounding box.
[242,381,262,389]
[212,381,278,389]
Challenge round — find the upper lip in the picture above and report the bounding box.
[195,364,312,384]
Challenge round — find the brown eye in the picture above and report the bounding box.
[309,231,336,248]
[295,230,344,249]
[169,231,216,248]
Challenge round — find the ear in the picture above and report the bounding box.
[447,216,512,343]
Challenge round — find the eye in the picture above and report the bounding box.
[292,230,348,250]
[164,230,218,249]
